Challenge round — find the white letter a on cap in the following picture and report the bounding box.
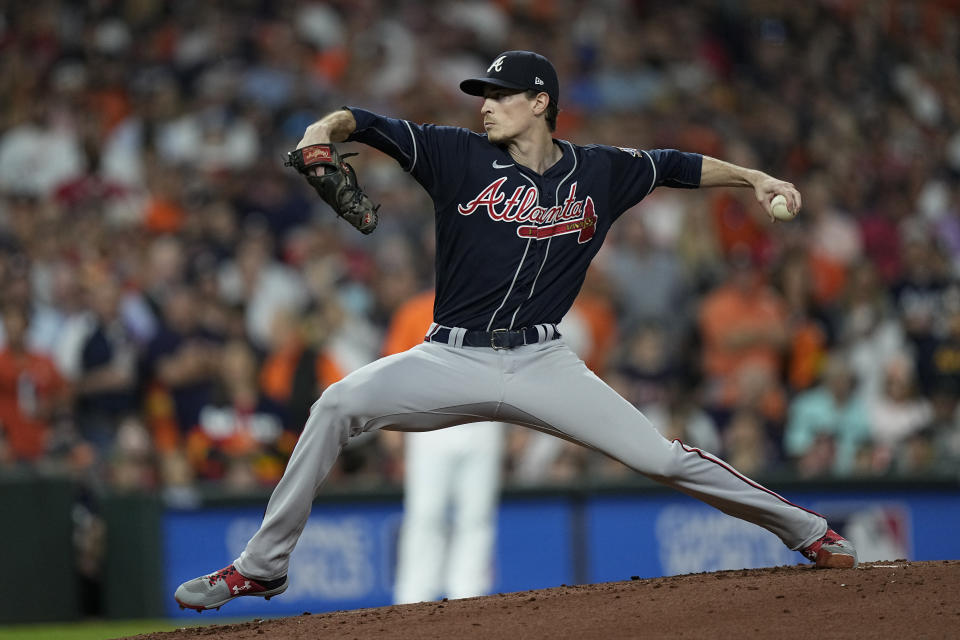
[487,55,506,73]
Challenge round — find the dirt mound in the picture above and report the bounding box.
[127,561,959,639]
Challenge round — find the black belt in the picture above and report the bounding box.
[424,323,561,350]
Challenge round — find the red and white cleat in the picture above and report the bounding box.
[801,529,858,568]
[174,564,288,611]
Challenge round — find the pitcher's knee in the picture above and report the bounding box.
[631,439,687,480]
[313,378,369,419]
[305,381,360,445]
[311,381,342,416]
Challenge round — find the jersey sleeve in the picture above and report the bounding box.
[606,146,703,219]
[345,107,471,207]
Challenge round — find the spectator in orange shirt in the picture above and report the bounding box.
[775,247,832,393]
[259,306,345,432]
[0,303,70,464]
[564,262,618,375]
[699,249,788,424]
[187,340,295,488]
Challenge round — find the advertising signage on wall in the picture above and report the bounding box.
[163,498,573,617]
[163,488,960,618]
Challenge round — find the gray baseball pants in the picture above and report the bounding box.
[235,339,827,580]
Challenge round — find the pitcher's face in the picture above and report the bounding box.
[481,87,538,143]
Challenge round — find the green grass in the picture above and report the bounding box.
[0,618,245,640]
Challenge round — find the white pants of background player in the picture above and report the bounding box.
[235,338,828,581]
[393,422,505,603]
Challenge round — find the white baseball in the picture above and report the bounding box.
[770,194,796,221]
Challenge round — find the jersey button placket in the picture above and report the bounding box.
[513,173,549,329]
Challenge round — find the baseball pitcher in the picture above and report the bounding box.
[175,50,857,611]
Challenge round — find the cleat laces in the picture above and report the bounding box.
[207,565,238,586]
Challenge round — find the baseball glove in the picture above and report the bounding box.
[285,143,380,234]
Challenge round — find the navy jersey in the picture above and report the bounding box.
[346,107,702,331]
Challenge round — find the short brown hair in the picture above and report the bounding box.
[526,90,558,132]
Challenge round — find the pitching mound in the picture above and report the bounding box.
[129,561,959,639]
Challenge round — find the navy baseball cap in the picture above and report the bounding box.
[460,51,559,106]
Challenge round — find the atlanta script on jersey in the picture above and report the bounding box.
[345,107,702,331]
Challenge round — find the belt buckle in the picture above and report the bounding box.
[490,328,510,350]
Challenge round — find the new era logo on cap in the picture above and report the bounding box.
[460,51,560,106]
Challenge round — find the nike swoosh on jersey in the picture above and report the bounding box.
[492,160,514,169]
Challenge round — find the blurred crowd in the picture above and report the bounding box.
[2,0,960,498]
